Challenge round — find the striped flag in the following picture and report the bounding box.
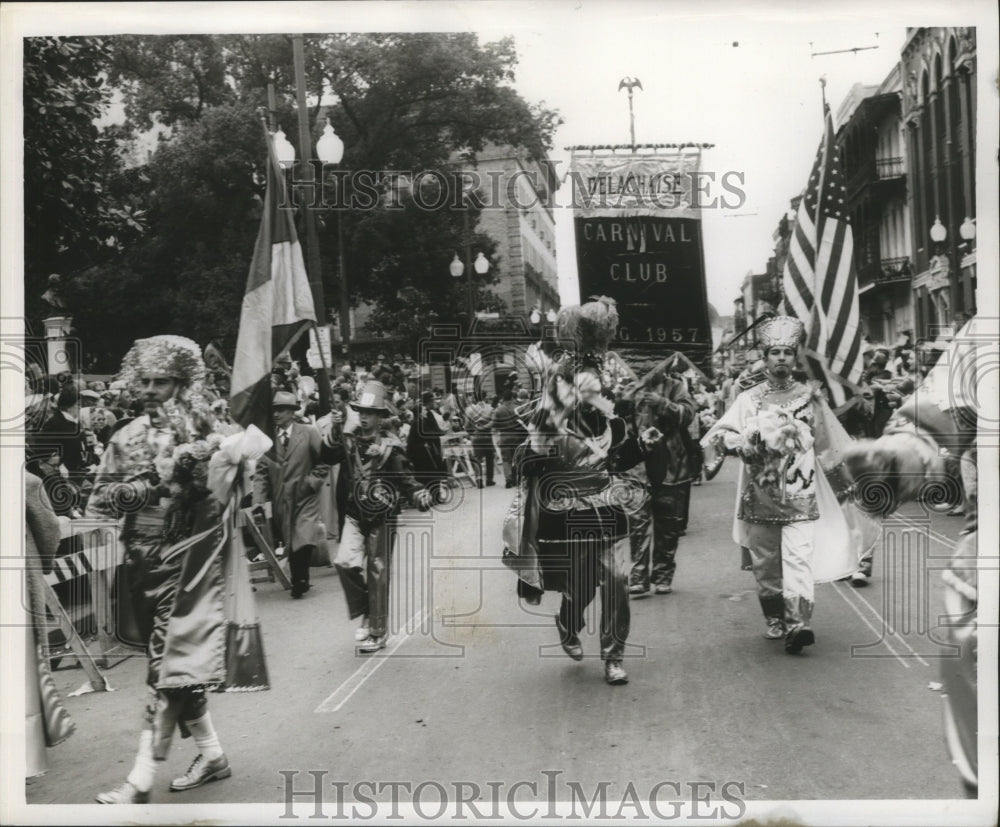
[782,104,863,407]
[230,131,317,432]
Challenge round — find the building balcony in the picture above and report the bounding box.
[860,255,912,288]
[875,156,904,179]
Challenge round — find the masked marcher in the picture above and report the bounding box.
[252,392,330,598]
[618,363,699,596]
[503,297,636,685]
[701,317,879,654]
[87,336,255,803]
[324,381,432,652]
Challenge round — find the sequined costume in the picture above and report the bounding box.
[503,297,637,682]
[87,409,227,755]
[702,317,879,649]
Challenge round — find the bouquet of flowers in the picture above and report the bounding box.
[739,409,814,501]
[698,409,717,433]
[158,433,225,541]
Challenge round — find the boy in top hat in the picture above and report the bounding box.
[252,391,330,598]
[323,380,432,652]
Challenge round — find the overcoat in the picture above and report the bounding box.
[253,421,329,552]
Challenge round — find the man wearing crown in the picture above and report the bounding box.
[701,317,878,654]
[86,336,236,802]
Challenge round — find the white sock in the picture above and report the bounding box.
[185,713,223,760]
[126,729,156,792]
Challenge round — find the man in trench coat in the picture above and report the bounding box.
[253,391,330,598]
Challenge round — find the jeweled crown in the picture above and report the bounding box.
[758,316,805,350]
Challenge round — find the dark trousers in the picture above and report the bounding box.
[289,545,314,588]
[628,482,689,588]
[334,516,394,638]
[474,447,495,484]
[557,536,631,660]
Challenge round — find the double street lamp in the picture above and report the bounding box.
[273,118,351,358]
[450,193,490,325]
[530,306,558,325]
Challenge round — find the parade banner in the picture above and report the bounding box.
[570,151,713,377]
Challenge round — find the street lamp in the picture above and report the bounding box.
[959,217,976,243]
[929,216,947,252]
[273,128,296,168]
[316,119,344,165]
[315,119,350,357]
[450,189,489,325]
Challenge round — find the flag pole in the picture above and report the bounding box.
[291,34,333,416]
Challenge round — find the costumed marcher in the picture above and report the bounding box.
[87,335,268,803]
[502,297,636,685]
[24,472,75,779]
[252,392,330,598]
[701,317,879,654]
[617,362,699,596]
[324,381,432,652]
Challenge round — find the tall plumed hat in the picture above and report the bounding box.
[556,296,619,356]
[758,316,805,351]
[118,335,206,386]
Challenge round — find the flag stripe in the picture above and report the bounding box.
[230,129,318,432]
[781,103,863,407]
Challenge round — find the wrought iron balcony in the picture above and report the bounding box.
[858,255,911,288]
[877,256,912,283]
[875,157,905,179]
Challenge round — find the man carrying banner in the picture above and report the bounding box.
[87,336,245,802]
[701,316,878,654]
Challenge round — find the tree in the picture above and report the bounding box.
[65,34,561,364]
[67,102,268,367]
[23,36,145,330]
[314,33,561,338]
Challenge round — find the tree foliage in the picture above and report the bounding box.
[23,36,145,329]
[27,33,561,368]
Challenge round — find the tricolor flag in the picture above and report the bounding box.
[230,131,317,432]
[782,104,863,407]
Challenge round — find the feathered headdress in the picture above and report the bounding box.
[556,296,619,359]
[117,335,213,434]
[118,335,206,386]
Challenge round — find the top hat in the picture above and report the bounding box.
[350,381,390,413]
[272,391,299,410]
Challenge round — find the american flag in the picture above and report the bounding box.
[782,104,863,407]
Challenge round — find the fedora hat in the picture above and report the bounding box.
[272,391,299,410]
[350,380,390,413]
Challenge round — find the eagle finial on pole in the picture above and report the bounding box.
[619,77,643,151]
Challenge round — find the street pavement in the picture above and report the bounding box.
[26,461,971,810]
